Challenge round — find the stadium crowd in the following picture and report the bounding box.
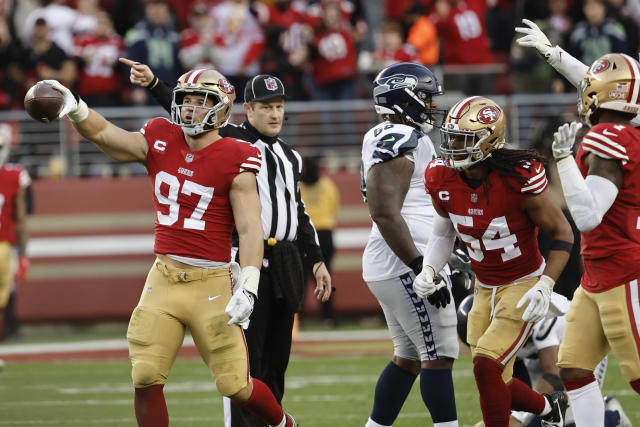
[2,0,640,110]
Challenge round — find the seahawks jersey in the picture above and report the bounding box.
[361,121,437,282]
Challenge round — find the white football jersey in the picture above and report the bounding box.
[361,121,437,282]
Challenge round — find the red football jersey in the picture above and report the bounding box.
[0,164,31,244]
[311,29,358,86]
[425,158,547,286]
[432,0,493,65]
[576,123,640,292]
[73,33,125,97]
[141,118,262,262]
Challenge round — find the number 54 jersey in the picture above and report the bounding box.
[141,118,262,263]
[424,158,547,286]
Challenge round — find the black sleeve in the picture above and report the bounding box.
[293,165,324,265]
[147,78,173,114]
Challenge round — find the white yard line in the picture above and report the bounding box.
[0,329,390,356]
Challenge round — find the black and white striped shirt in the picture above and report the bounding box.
[222,122,323,261]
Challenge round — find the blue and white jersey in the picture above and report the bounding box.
[361,121,437,282]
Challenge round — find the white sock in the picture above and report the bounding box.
[434,421,459,427]
[539,396,552,416]
[567,379,605,427]
[365,418,390,427]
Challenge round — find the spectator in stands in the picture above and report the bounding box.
[568,0,628,66]
[20,17,77,91]
[74,0,102,35]
[253,0,313,100]
[406,3,439,66]
[431,0,494,94]
[0,8,24,109]
[607,0,640,59]
[108,0,145,37]
[22,0,90,55]
[178,2,219,70]
[306,0,367,44]
[373,20,419,68]
[510,0,573,94]
[300,156,339,328]
[308,2,358,100]
[210,0,265,96]
[73,11,125,106]
[125,0,180,105]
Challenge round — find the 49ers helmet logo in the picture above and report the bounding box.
[477,106,500,124]
[218,78,234,94]
[591,59,610,74]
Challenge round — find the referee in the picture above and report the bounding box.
[120,59,333,427]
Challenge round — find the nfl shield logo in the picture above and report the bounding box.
[185,153,194,163]
[471,193,478,203]
[265,77,279,91]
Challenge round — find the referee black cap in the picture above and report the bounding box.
[244,75,286,103]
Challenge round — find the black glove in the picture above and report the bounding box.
[426,273,451,309]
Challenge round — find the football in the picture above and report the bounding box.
[24,82,65,123]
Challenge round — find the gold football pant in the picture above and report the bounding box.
[0,241,13,308]
[467,277,538,382]
[127,259,250,396]
[559,282,640,382]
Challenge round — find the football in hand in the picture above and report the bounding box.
[24,82,65,123]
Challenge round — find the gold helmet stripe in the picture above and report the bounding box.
[449,96,482,124]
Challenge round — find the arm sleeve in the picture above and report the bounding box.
[556,156,619,232]
[148,79,173,114]
[423,213,456,274]
[547,46,589,88]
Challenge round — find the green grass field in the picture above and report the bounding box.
[0,350,637,427]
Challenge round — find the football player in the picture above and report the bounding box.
[457,296,632,427]
[0,133,30,342]
[417,96,575,427]
[360,62,459,427]
[34,71,297,427]
[549,53,640,426]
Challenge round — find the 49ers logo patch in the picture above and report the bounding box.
[218,78,234,94]
[477,106,500,124]
[591,59,610,74]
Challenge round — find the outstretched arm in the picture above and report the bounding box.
[43,80,148,163]
[515,19,589,87]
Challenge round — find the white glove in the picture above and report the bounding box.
[42,79,88,122]
[413,265,445,298]
[515,19,553,60]
[516,275,555,323]
[552,121,582,159]
[225,289,255,329]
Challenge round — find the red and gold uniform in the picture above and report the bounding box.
[425,158,549,378]
[0,164,30,307]
[559,122,640,382]
[127,118,262,395]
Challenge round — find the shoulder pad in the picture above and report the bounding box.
[368,123,420,163]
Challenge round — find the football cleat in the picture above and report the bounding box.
[540,391,569,427]
[605,395,631,427]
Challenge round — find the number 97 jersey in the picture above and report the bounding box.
[141,118,262,262]
[424,158,547,286]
